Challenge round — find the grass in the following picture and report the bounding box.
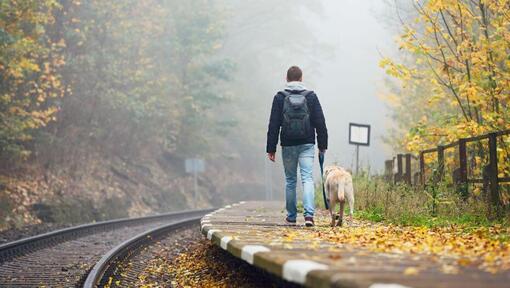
[315,171,509,229]
[356,207,497,227]
[354,207,384,223]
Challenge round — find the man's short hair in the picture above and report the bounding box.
[287,66,303,82]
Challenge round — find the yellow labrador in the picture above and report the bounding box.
[324,166,354,227]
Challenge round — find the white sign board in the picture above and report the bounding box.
[185,158,205,173]
[349,123,370,146]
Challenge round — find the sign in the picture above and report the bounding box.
[349,123,371,146]
[185,158,205,174]
[185,158,205,209]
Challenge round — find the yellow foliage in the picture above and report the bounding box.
[0,0,64,158]
[382,0,510,162]
[297,216,510,274]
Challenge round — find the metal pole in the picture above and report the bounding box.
[194,161,198,209]
[356,145,360,174]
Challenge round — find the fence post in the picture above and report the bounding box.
[437,146,445,182]
[396,154,403,183]
[458,138,468,199]
[419,152,425,186]
[405,154,412,185]
[488,132,500,212]
[384,160,394,183]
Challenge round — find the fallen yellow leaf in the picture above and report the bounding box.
[403,267,419,276]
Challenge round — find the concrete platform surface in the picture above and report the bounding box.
[200,201,509,288]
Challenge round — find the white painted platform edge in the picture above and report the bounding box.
[282,260,329,284]
[207,229,221,240]
[240,245,270,264]
[200,223,212,232]
[220,236,232,250]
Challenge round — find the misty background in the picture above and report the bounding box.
[0,0,402,228]
[221,0,397,200]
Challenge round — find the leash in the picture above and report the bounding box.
[318,152,329,209]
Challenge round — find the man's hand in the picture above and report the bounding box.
[319,149,326,156]
[267,152,276,162]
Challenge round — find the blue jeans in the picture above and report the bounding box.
[282,144,315,220]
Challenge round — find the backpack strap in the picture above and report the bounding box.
[301,90,314,97]
[278,90,292,97]
[279,90,313,97]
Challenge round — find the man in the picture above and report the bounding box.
[266,66,328,227]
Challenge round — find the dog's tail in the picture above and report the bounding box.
[337,179,345,202]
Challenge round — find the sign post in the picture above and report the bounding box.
[185,158,205,208]
[349,123,371,174]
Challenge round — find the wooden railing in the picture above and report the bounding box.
[385,129,510,208]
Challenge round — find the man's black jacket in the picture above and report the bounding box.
[266,89,328,153]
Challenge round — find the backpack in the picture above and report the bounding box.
[281,90,313,140]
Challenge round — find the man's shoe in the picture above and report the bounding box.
[285,217,297,225]
[304,216,314,227]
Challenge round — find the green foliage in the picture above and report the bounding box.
[352,174,506,228]
[355,207,384,223]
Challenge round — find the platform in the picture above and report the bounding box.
[200,201,509,288]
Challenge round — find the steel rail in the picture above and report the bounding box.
[83,216,202,288]
[0,208,212,263]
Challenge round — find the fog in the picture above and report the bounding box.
[218,0,398,198]
[305,0,395,170]
[0,0,403,222]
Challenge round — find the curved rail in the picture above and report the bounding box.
[83,216,202,288]
[0,208,212,263]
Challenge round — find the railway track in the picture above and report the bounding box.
[0,209,212,287]
[84,218,201,287]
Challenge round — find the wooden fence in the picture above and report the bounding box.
[385,129,510,208]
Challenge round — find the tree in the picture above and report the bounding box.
[31,0,233,168]
[382,0,510,203]
[382,0,510,151]
[0,0,65,162]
